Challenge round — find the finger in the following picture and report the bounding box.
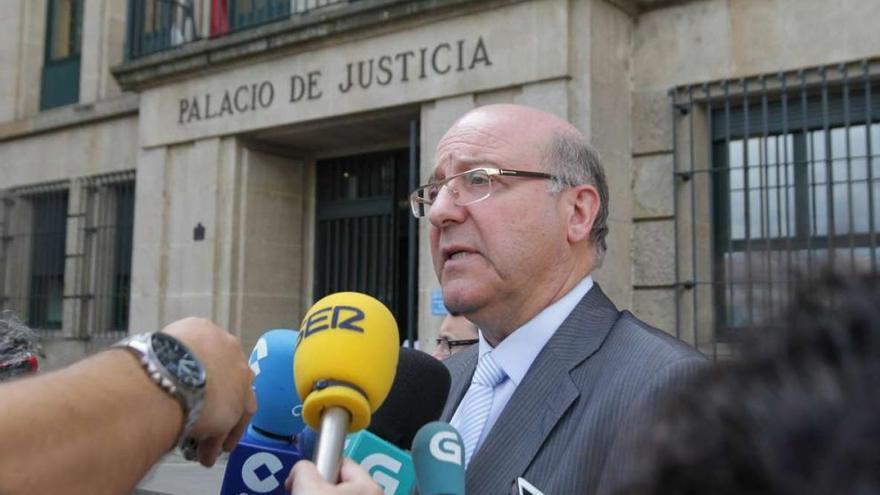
[290,460,327,492]
[338,458,382,495]
[245,384,257,416]
[223,409,251,452]
[284,469,293,492]
[339,457,370,483]
[197,436,224,467]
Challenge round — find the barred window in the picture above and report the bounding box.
[0,174,136,339]
[77,173,136,338]
[27,191,69,330]
[0,184,69,335]
[672,60,880,355]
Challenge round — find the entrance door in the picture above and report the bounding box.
[314,149,416,343]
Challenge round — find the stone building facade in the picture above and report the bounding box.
[1,0,878,368]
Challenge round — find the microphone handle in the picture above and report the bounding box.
[314,406,351,482]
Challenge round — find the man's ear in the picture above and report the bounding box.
[566,184,600,244]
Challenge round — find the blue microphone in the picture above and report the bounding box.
[411,422,465,495]
[248,329,306,438]
[221,329,304,495]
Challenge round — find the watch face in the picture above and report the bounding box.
[151,333,206,388]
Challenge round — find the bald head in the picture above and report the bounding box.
[442,104,583,161]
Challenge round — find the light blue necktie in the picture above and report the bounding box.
[457,351,506,466]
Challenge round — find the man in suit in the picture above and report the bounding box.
[409,104,706,494]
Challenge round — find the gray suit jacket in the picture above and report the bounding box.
[441,284,706,495]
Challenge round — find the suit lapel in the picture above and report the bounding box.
[465,285,621,494]
[441,344,478,422]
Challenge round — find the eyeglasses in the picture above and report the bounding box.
[435,336,479,356]
[409,167,558,218]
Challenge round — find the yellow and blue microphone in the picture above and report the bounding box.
[294,292,400,482]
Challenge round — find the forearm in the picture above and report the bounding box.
[0,349,183,494]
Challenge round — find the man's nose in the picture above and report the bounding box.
[429,184,466,226]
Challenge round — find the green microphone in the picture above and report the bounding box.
[411,422,466,495]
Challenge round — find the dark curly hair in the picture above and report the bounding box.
[620,274,880,495]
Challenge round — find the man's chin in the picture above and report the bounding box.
[441,285,484,316]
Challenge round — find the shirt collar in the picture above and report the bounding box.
[477,275,594,386]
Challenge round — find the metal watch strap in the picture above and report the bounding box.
[112,333,204,454]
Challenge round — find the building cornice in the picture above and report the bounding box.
[0,94,139,144]
[112,0,524,91]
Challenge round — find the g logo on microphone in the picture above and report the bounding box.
[241,452,284,493]
[360,453,402,495]
[429,431,463,466]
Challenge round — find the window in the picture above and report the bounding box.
[77,173,136,337]
[228,0,289,31]
[40,0,82,110]
[0,174,136,338]
[210,0,348,37]
[673,60,880,350]
[0,185,70,333]
[126,0,197,60]
[27,191,69,329]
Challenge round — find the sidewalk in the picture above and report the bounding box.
[133,452,227,495]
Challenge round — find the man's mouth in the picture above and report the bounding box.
[449,251,471,261]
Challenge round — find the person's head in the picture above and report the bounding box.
[412,104,608,343]
[621,274,880,495]
[432,314,479,360]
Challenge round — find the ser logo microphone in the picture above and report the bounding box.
[301,305,365,338]
[429,431,463,466]
[360,453,403,495]
[241,452,284,493]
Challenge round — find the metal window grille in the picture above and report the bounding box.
[72,172,136,338]
[126,0,350,59]
[228,0,290,31]
[127,0,199,60]
[0,182,70,336]
[227,0,347,33]
[672,59,880,358]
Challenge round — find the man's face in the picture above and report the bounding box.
[431,315,478,360]
[428,108,573,330]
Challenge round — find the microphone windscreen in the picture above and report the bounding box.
[248,329,304,437]
[369,347,451,449]
[294,292,400,431]
[411,422,465,495]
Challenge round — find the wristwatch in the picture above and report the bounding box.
[113,332,207,453]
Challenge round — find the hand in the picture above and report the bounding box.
[162,317,256,467]
[285,458,382,495]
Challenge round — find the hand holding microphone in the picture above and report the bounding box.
[295,292,400,482]
[285,458,382,495]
